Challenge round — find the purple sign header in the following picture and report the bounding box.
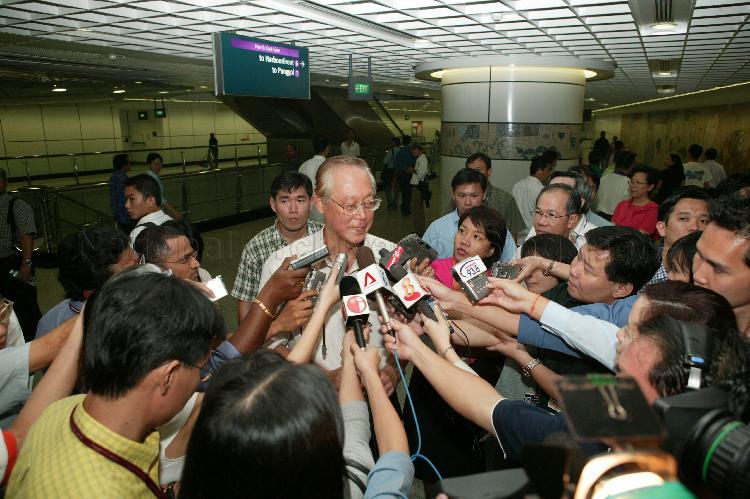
[230,37,300,58]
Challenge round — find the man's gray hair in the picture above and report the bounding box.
[315,155,376,199]
[536,183,582,216]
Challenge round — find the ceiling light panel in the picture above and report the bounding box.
[0,0,748,106]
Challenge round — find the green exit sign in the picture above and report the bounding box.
[348,76,373,101]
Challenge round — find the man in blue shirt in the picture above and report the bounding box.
[423,168,516,262]
[108,153,132,234]
[437,226,660,370]
[394,135,416,216]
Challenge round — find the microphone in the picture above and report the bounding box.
[452,255,491,303]
[386,263,438,322]
[356,247,395,336]
[379,234,437,280]
[339,276,369,349]
[331,252,348,285]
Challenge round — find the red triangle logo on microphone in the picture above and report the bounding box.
[363,271,377,289]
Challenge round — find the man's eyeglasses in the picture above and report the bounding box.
[188,356,217,383]
[628,179,650,186]
[165,251,199,265]
[328,197,382,216]
[531,210,567,222]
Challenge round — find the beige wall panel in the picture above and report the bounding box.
[1,106,45,141]
[191,104,215,136]
[42,106,80,141]
[78,106,117,139]
[164,105,193,136]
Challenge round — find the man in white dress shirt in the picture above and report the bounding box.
[512,155,553,240]
[125,174,172,245]
[259,156,399,394]
[340,128,361,158]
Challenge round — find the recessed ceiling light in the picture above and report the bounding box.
[386,89,394,92]
[423,93,429,97]
[52,87,67,92]
[339,83,348,87]
[199,85,208,89]
[76,27,92,32]
[583,70,597,79]
[134,81,143,84]
[158,90,169,94]
[430,71,444,79]
[657,71,672,77]
[584,97,596,102]
[651,22,677,31]
[112,89,126,94]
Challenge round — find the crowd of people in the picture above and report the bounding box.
[1,132,749,498]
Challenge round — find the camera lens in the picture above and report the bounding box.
[678,409,750,498]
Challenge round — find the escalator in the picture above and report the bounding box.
[218,86,396,165]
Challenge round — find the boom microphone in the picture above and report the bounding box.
[356,247,396,336]
[340,276,369,349]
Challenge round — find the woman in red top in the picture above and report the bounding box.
[612,165,660,240]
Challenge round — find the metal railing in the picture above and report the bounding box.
[1,141,269,185]
[11,160,287,253]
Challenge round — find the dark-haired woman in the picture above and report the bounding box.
[612,165,660,239]
[655,153,685,203]
[428,205,506,287]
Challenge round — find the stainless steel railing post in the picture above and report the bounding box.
[181,150,186,174]
[73,157,80,185]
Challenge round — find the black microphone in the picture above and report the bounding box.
[383,261,438,322]
[339,276,369,349]
[378,234,437,281]
[356,247,395,336]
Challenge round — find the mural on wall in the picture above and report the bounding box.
[612,101,750,175]
[441,122,581,160]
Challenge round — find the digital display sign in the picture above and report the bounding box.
[348,76,373,101]
[213,32,310,100]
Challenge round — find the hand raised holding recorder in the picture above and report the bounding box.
[286,253,347,364]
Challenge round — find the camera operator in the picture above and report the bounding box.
[384,306,748,464]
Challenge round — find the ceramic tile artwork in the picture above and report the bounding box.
[441,122,582,160]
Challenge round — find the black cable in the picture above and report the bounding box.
[449,320,471,349]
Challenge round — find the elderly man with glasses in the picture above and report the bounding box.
[259,156,401,395]
[519,183,590,252]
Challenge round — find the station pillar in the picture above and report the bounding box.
[416,57,614,210]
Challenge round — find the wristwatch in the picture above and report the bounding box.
[522,358,542,378]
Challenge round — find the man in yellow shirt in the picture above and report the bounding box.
[8,269,224,497]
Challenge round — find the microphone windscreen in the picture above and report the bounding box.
[339,275,361,297]
[356,246,377,268]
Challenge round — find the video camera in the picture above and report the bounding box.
[432,375,749,498]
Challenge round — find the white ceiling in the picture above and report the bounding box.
[0,0,749,107]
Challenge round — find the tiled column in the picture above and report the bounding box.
[416,58,613,210]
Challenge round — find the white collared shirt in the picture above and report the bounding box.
[258,230,395,370]
[129,209,173,246]
[341,141,361,158]
[512,176,544,239]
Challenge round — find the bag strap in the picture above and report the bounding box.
[344,458,370,495]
